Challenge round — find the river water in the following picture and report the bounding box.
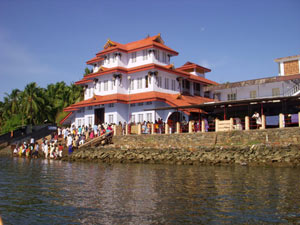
[1,157,300,224]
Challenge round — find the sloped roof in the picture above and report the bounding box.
[94,34,178,57]
[64,92,213,114]
[75,63,218,86]
[177,61,211,73]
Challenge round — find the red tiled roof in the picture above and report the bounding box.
[75,63,217,86]
[86,57,104,65]
[177,61,211,73]
[59,112,73,125]
[95,34,178,57]
[64,92,213,113]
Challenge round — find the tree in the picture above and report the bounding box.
[84,67,91,77]
[20,82,45,125]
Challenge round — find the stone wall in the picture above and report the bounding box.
[67,127,300,166]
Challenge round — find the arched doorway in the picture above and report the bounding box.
[166,112,180,133]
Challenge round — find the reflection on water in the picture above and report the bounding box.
[1,157,300,224]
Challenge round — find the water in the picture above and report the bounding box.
[1,157,300,224]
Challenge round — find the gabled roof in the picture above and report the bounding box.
[275,54,300,62]
[94,34,178,57]
[177,61,211,73]
[64,92,213,114]
[75,63,217,86]
[86,56,104,65]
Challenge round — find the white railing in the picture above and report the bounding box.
[284,83,300,96]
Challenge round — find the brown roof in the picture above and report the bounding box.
[274,54,300,62]
[205,74,300,91]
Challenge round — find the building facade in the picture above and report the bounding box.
[61,34,217,127]
[205,54,300,102]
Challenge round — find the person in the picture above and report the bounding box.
[33,142,39,158]
[67,134,73,154]
[204,118,209,132]
[252,112,262,129]
[58,143,63,158]
[44,141,49,158]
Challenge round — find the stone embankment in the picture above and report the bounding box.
[66,127,300,166]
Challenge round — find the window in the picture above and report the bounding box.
[108,103,114,108]
[250,90,257,99]
[145,75,149,88]
[88,106,93,110]
[108,114,114,124]
[155,50,160,60]
[143,50,148,60]
[227,93,237,101]
[131,52,137,63]
[165,78,169,89]
[137,77,143,89]
[163,52,167,63]
[131,114,135,123]
[157,77,162,88]
[104,80,108,91]
[138,114,143,123]
[146,113,152,122]
[130,103,136,107]
[88,116,93,125]
[171,80,176,91]
[272,88,280,96]
[88,88,92,97]
[146,101,152,105]
[77,119,81,127]
[213,93,220,101]
[111,80,114,90]
[138,102,143,106]
[98,81,101,92]
[129,79,134,90]
[107,53,110,64]
[112,54,116,63]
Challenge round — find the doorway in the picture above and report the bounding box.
[94,108,104,125]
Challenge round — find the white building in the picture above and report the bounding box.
[205,54,300,102]
[61,34,217,127]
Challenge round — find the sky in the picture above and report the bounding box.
[0,0,299,101]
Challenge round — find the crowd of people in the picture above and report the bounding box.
[12,123,115,159]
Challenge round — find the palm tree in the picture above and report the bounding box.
[20,82,45,125]
[4,89,20,115]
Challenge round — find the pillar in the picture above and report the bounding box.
[230,118,234,131]
[279,113,284,128]
[245,116,250,130]
[215,118,219,132]
[201,120,205,132]
[113,124,117,136]
[125,124,129,135]
[261,115,266,129]
[176,122,180,134]
[151,123,155,134]
[138,123,142,135]
[188,121,193,133]
[165,123,169,134]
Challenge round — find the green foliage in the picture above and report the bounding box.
[0,81,83,134]
[84,67,91,77]
[1,114,23,134]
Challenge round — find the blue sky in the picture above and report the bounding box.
[0,0,299,101]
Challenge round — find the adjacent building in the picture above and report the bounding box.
[205,54,300,102]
